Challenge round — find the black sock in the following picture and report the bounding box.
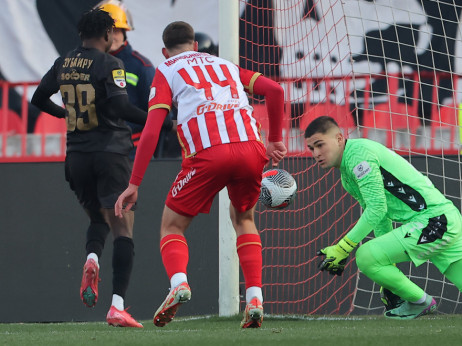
[86,222,110,258]
[112,236,134,298]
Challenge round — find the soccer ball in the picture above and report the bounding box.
[259,169,297,209]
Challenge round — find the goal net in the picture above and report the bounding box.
[239,0,462,315]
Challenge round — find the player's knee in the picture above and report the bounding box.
[230,206,254,226]
[87,208,106,224]
[355,242,377,275]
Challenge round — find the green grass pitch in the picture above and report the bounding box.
[0,314,461,346]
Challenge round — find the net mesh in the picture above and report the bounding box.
[239,0,462,315]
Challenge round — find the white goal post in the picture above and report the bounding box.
[218,0,240,317]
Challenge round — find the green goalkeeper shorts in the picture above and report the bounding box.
[391,205,462,273]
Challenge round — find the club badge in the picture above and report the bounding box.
[112,69,126,88]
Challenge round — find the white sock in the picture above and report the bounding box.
[411,293,427,304]
[111,294,124,311]
[170,272,188,289]
[246,286,263,304]
[86,253,99,268]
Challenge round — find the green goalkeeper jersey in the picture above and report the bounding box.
[340,138,454,243]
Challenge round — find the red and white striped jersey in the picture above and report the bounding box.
[148,51,262,157]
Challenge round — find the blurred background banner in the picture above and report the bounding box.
[2,1,462,85]
[3,0,462,139]
[0,0,219,83]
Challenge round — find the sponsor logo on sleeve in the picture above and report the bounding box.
[149,87,156,101]
[353,161,371,180]
[112,69,126,88]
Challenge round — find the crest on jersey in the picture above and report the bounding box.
[112,69,126,88]
[353,161,371,180]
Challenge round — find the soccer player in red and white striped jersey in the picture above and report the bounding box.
[115,21,287,328]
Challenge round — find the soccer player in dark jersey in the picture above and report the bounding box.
[305,116,462,320]
[31,8,147,328]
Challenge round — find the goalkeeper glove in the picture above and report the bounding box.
[317,236,357,276]
[380,286,404,311]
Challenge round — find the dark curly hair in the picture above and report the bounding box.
[78,8,115,40]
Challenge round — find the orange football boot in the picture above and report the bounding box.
[80,259,100,307]
[153,282,191,327]
[106,306,143,328]
[240,297,263,328]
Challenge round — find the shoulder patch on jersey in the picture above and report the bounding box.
[149,87,156,101]
[112,69,126,88]
[353,161,371,180]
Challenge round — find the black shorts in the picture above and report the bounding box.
[65,151,132,210]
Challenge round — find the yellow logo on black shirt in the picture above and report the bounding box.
[112,69,126,88]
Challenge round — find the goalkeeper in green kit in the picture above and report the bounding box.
[305,116,462,319]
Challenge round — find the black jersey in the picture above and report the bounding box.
[37,46,133,154]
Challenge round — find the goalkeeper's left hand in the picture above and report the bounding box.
[317,237,358,276]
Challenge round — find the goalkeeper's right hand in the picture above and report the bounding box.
[317,236,357,276]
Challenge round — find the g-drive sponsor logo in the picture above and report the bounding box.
[196,100,239,115]
[172,169,196,197]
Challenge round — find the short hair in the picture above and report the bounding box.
[162,21,195,49]
[78,8,115,40]
[304,116,340,138]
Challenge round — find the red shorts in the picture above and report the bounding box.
[166,140,268,217]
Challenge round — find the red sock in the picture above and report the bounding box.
[160,234,189,279]
[236,234,262,289]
